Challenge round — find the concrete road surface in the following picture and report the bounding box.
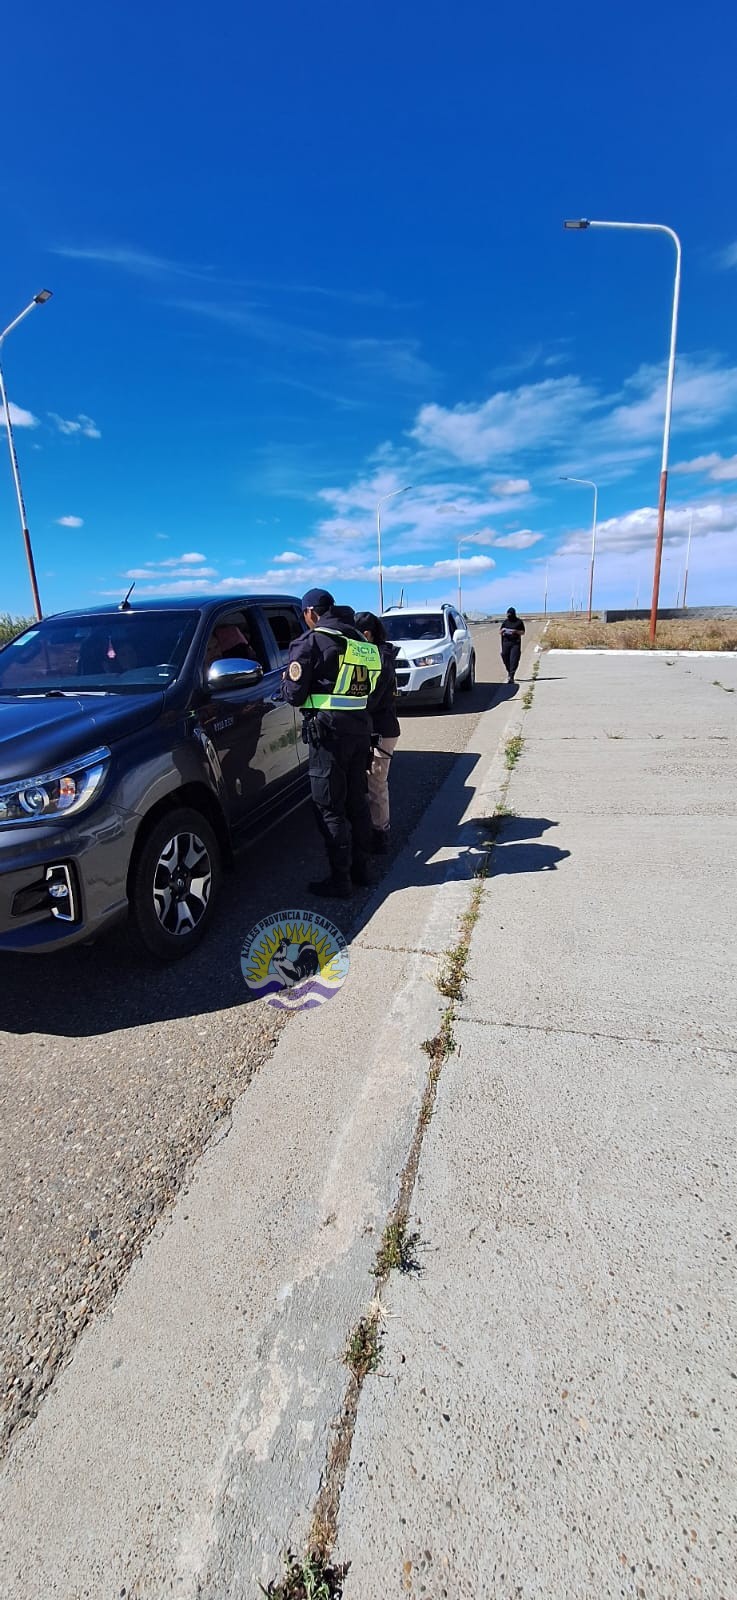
[336,648,737,1600]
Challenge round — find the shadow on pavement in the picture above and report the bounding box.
[0,750,473,1038]
[0,678,553,1040]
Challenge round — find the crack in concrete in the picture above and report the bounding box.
[454,1013,737,1054]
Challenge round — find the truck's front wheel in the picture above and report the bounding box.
[128,807,221,961]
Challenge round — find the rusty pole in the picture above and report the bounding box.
[0,291,53,621]
[563,221,682,644]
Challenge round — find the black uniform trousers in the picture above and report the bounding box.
[306,713,373,877]
[501,637,522,678]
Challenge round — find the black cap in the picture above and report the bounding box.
[301,588,334,615]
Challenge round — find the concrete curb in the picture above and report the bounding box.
[1,677,529,1600]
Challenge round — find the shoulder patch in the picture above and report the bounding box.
[288,660,303,681]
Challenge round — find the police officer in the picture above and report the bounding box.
[283,588,382,898]
[500,607,525,683]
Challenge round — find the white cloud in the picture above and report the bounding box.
[272,550,303,564]
[673,452,737,482]
[124,551,216,581]
[155,532,169,540]
[595,357,737,450]
[493,477,531,495]
[411,376,598,465]
[491,530,544,550]
[110,550,495,599]
[56,515,84,527]
[49,412,101,439]
[557,497,736,558]
[5,401,39,428]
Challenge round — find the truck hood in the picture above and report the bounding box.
[0,692,165,783]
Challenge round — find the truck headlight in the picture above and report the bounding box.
[413,652,444,667]
[0,746,110,826]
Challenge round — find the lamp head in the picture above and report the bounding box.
[34,290,53,304]
[563,219,590,230]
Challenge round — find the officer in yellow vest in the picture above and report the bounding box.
[283,588,381,898]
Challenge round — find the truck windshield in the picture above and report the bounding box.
[382,613,445,641]
[0,612,199,694]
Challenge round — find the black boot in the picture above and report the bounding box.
[371,828,390,855]
[308,872,352,898]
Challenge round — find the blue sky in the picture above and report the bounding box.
[2,0,737,619]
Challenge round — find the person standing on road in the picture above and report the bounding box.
[500,607,525,684]
[355,611,400,856]
[282,589,381,899]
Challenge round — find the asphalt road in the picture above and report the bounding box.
[0,622,536,1455]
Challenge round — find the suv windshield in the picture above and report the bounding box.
[0,612,199,694]
[382,613,446,642]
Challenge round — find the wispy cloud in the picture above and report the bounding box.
[411,376,599,465]
[673,451,737,482]
[49,412,101,439]
[5,401,39,429]
[52,244,211,281]
[410,355,737,477]
[273,551,303,564]
[173,300,433,387]
[492,530,544,549]
[715,242,737,270]
[493,477,531,495]
[53,243,404,307]
[56,514,84,527]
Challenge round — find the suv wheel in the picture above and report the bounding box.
[441,664,456,710]
[129,807,221,960]
[460,651,476,692]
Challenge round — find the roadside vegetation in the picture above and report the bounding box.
[266,673,541,1599]
[0,613,32,647]
[546,617,737,651]
[260,1552,349,1599]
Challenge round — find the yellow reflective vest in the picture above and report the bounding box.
[303,627,381,712]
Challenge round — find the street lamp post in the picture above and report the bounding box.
[457,535,476,614]
[682,511,693,609]
[561,475,598,620]
[563,219,682,643]
[0,290,53,621]
[376,485,412,613]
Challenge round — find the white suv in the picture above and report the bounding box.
[381,604,475,710]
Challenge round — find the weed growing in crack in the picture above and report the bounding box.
[345,1311,382,1379]
[374,1218,421,1277]
[505,733,524,769]
[259,1552,349,1599]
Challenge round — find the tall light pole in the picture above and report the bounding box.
[457,535,476,614]
[682,511,693,609]
[0,290,53,621]
[376,484,412,613]
[563,219,681,643]
[560,475,598,620]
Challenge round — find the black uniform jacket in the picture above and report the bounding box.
[367,640,400,739]
[282,609,371,732]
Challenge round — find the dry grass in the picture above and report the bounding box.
[546,618,737,652]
